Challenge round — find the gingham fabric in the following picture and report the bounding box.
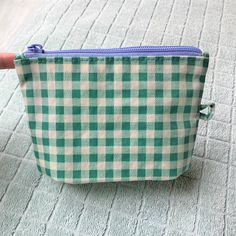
[14,55,209,184]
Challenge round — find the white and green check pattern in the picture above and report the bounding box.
[14,55,209,184]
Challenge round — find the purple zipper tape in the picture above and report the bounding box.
[24,44,203,58]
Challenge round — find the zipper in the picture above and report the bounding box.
[23,44,203,58]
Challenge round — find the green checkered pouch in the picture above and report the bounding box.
[14,44,214,184]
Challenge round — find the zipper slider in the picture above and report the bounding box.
[27,44,44,53]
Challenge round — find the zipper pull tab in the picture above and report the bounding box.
[27,44,44,53]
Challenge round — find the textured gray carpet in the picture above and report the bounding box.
[0,0,235,235]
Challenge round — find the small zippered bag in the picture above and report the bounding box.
[14,44,214,184]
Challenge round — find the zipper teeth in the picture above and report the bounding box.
[46,46,199,52]
[45,48,200,54]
